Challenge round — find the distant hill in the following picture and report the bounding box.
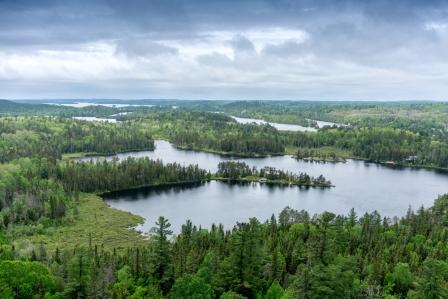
[0,99,55,115]
[0,99,136,117]
[0,99,24,107]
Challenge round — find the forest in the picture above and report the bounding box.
[57,158,209,193]
[1,100,448,298]
[2,194,448,298]
[195,100,448,139]
[135,109,286,156]
[0,117,154,162]
[288,127,448,169]
[1,156,327,229]
[124,109,448,169]
[1,100,448,169]
[0,157,210,228]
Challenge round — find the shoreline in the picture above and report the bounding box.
[62,146,156,160]
[64,139,448,173]
[99,175,333,198]
[213,177,333,188]
[99,180,208,197]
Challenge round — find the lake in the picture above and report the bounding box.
[47,101,155,108]
[230,116,342,131]
[83,140,448,233]
[73,116,117,123]
[72,109,333,132]
[230,116,318,132]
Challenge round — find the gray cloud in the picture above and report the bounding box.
[0,0,448,100]
[262,41,307,57]
[230,35,256,53]
[196,53,232,67]
[115,38,178,58]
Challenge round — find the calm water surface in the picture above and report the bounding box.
[48,102,154,108]
[86,140,448,233]
[231,116,342,131]
[73,116,117,123]
[230,116,317,132]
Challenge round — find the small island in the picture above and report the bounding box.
[214,161,333,188]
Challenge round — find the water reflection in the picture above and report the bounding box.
[95,140,448,233]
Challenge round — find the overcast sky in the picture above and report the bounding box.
[0,0,447,100]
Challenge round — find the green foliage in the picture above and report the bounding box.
[169,274,214,299]
[0,117,154,162]
[57,158,208,193]
[131,285,163,299]
[2,104,448,169]
[1,103,448,298]
[15,193,147,254]
[206,100,448,139]
[0,99,154,118]
[292,127,448,168]
[216,161,332,187]
[4,194,448,298]
[128,108,448,168]
[134,109,286,156]
[151,216,174,293]
[384,263,414,297]
[265,281,284,299]
[416,259,448,298]
[0,159,68,226]
[0,260,58,298]
[220,291,247,299]
[0,156,208,228]
[113,266,135,298]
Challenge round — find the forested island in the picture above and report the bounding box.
[215,161,332,187]
[1,99,448,298]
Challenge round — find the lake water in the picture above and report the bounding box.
[80,140,448,233]
[47,102,154,108]
[230,116,317,132]
[71,109,333,132]
[230,116,343,131]
[313,119,345,128]
[73,116,117,123]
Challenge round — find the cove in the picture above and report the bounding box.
[78,140,448,233]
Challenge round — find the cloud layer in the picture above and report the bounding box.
[0,0,447,100]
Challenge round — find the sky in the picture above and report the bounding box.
[0,0,447,101]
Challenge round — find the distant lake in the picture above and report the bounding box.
[73,116,117,123]
[230,116,318,132]
[78,140,448,233]
[46,101,154,108]
[70,108,336,132]
[230,116,342,131]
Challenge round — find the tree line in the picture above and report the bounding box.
[2,111,448,169]
[0,117,154,162]
[0,158,68,228]
[129,110,286,156]
[2,195,448,298]
[57,158,209,193]
[1,155,329,229]
[289,127,448,168]
[123,109,448,169]
[0,156,209,228]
